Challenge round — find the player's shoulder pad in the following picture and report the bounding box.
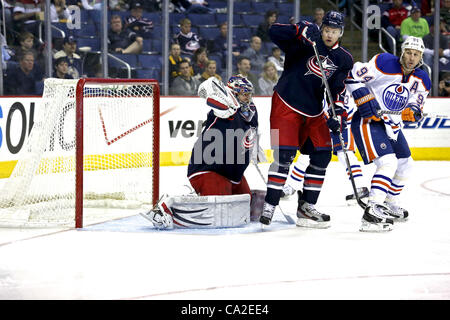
[337,45,354,68]
[374,53,402,74]
[413,68,431,91]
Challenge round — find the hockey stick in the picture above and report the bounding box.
[312,41,367,210]
[379,110,449,118]
[252,162,296,224]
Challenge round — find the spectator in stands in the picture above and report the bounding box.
[170,59,201,96]
[258,61,278,96]
[267,46,284,76]
[12,0,44,36]
[54,35,82,79]
[442,0,450,26]
[173,18,204,56]
[50,0,70,22]
[400,6,430,40]
[192,47,209,77]
[313,7,325,27]
[256,10,279,43]
[381,0,409,53]
[11,31,44,70]
[4,51,44,95]
[423,19,450,68]
[197,59,222,83]
[169,42,187,84]
[171,0,227,14]
[236,56,260,95]
[124,1,154,39]
[108,14,143,54]
[53,57,74,79]
[241,36,265,73]
[438,72,450,96]
[1,34,11,70]
[210,22,241,67]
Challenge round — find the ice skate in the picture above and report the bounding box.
[281,184,296,199]
[345,187,369,205]
[259,202,276,225]
[296,200,331,229]
[139,194,174,229]
[359,202,394,232]
[383,201,409,221]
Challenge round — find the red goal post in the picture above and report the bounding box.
[0,78,160,228]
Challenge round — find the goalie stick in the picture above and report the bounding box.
[252,162,296,224]
[312,41,367,210]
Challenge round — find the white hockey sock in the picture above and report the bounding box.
[337,150,364,191]
[370,154,397,204]
[385,156,413,205]
[285,154,309,191]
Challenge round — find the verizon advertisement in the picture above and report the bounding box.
[0,96,449,170]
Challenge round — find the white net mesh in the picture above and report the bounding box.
[0,78,158,227]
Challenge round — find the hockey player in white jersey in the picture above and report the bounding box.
[346,36,431,232]
[281,91,369,204]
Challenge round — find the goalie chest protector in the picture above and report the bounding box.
[187,109,258,183]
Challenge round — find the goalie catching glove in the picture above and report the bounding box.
[401,104,423,122]
[198,77,240,119]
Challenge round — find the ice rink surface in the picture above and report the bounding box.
[0,161,449,300]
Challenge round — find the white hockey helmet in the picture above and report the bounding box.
[400,36,425,69]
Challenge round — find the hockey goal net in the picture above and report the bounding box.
[0,78,160,228]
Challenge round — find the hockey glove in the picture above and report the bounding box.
[352,87,381,119]
[401,104,423,122]
[326,105,348,134]
[300,23,321,45]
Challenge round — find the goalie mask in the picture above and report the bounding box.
[400,36,425,71]
[227,75,256,122]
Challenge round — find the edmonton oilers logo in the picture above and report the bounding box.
[305,55,338,79]
[382,84,409,111]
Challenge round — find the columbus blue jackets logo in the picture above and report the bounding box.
[305,55,338,79]
[242,127,257,151]
[382,84,410,111]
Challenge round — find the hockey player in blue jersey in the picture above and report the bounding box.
[346,36,431,232]
[259,11,354,228]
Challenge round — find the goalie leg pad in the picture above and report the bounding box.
[169,194,250,228]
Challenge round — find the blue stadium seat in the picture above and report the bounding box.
[111,53,139,68]
[233,28,252,41]
[74,23,97,38]
[151,39,162,53]
[199,27,220,40]
[251,2,277,14]
[187,13,217,26]
[142,39,152,52]
[138,54,163,69]
[136,68,161,82]
[169,13,187,26]
[277,15,291,24]
[242,14,264,27]
[234,2,253,13]
[276,3,294,16]
[76,38,101,51]
[216,13,242,26]
[143,12,162,25]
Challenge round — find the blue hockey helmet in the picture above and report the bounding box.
[322,11,345,36]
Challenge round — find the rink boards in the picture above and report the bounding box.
[0,96,449,178]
